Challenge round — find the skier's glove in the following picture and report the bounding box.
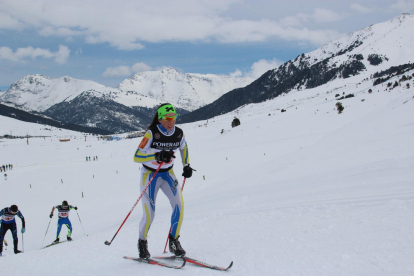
[50,213,53,218]
[182,164,195,178]
[21,228,26,234]
[74,207,78,210]
[155,150,175,164]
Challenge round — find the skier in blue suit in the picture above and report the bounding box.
[50,200,78,243]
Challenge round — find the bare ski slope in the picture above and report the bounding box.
[0,70,413,275]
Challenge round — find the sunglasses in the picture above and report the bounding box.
[161,115,177,121]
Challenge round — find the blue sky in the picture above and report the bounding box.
[1,0,413,91]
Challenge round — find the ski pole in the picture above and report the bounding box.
[76,210,88,236]
[41,218,52,248]
[104,162,164,246]
[163,178,186,253]
[22,233,24,253]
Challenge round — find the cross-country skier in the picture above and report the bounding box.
[133,103,194,259]
[0,205,26,256]
[50,200,78,243]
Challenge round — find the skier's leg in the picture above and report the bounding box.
[138,168,162,240]
[160,170,184,238]
[66,219,73,237]
[160,170,185,256]
[56,219,63,239]
[0,223,7,253]
[11,222,20,253]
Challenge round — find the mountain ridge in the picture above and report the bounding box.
[179,13,414,123]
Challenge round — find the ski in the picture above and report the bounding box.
[43,241,67,249]
[155,255,233,271]
[123,256,186,269]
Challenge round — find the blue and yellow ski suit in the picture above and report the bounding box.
[134,124,189,240]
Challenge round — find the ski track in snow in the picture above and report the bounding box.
[0,70,414,275]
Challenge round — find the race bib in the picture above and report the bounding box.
[3,216,14,221]
[59,212,69,218]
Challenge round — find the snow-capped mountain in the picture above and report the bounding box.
[181,13,414,123]
[0,69,253,113]
[118,67,254,111]
[0,75,115,112]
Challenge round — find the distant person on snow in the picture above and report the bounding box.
[0,205,26,256]
[133,103,194,259]
[50,200,78,243]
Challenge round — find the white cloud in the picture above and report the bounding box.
[280,8,345,27]
[229,69,243,78]
[39,26,83,37]
[215,19,343,45]
[0,0,346,48]
[0,45,70,64]
[247,59,281,79]
[230,58,281,79]
[54,45,71,64]
[312,8,344,23]
[0,11,24,30]
[102,62,152,78]
[131,62,152,73]
[390,0,414,12]
[350,4,374,13]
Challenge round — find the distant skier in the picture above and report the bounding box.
[50,200,78,243]
[133,103,194,259]
[0,205,26,256]
[4,174,7,180]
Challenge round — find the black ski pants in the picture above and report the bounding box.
[0,222,19,253]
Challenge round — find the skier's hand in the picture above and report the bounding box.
[74,207,78,210]
[155,150,175,164]
[182,164,195,178]
[21,228,26,234]
[50,213,53,218]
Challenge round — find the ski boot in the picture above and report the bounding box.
[14,249,22,254]
[169,234,186,256]
[67,236,73,242]
[138,239,150,259]
[53,238,60,243]
[0,252,2,257]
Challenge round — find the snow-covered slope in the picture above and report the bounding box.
[0,65,413,275]
[300,13,414,73]
[118,67,254,111]
[0,115,86,137]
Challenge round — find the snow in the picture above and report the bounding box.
[0,68,413,275]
